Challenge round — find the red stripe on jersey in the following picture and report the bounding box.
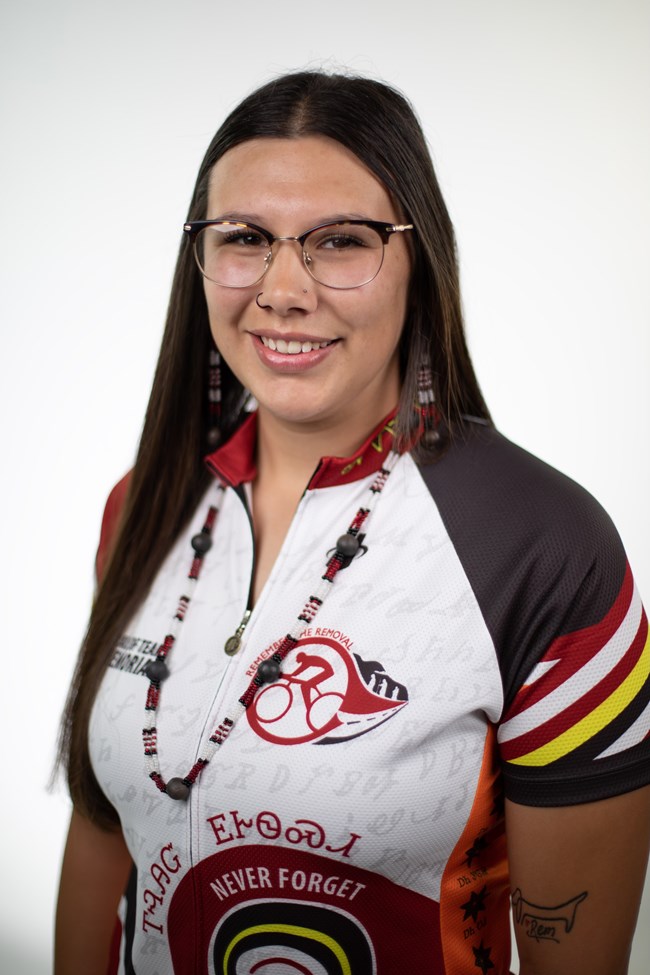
[96,472,132,585]
[500,609,648,762]
[505,563,634,718]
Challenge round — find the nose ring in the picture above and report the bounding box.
[256,290,308,306]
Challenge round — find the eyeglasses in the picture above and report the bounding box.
[183,218,414,290]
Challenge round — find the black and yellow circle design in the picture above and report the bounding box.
[213,901,375,974]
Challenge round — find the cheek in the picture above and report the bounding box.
[367,273,410,342]
[204,286,247,337]
[374,250,411,310]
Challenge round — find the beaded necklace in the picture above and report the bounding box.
[142,451,398,800]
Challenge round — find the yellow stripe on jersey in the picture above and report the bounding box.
[509,624,650,766]
[223,923,351,975]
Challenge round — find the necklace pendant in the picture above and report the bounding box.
[224,608,252,656]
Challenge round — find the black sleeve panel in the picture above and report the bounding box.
[417,424,627,707]
[416,423,650,806]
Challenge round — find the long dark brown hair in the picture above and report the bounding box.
[56,70,491,828]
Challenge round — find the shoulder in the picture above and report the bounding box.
[95,472,132,585]
[417,421,619,548]
[414,423,629,697]
[412,425,650,808]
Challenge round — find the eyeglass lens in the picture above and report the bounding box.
[194,222,385,289]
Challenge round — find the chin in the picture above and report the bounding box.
[260,400,336,427]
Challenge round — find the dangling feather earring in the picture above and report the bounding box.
[206,348,222,448]
[417,362,440,448]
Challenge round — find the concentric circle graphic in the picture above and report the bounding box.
[212,901,374,975]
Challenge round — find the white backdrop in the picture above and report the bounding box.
[0,1,648,971]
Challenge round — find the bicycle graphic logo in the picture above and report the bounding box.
[247,636,408,745]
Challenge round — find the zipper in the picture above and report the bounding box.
[223,608,251,657]
[222,482,257,658]
[223,474,312,660]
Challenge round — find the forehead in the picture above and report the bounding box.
[206,135,398,224]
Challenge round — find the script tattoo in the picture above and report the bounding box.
[512,888,588,944]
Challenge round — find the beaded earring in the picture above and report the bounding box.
[417,362,440,447]
[206,348,222,448]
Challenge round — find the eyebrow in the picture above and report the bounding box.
[210,211,378,227]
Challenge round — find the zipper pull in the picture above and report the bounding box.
[224,609,251,657]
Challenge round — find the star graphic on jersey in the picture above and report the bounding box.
[472,939,495,973]
[465,834,489,867]
[461,884,489,922]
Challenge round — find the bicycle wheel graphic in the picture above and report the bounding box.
[250,678,344,744]
[306,692,344,732]
[255,683,344,732]
[255,683,293,723]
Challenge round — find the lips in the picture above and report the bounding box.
[260,336,334,355]
[252,333,338,373]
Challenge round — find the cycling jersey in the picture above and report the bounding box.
[90,413,650,974]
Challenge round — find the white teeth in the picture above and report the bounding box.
[260,336,332,354]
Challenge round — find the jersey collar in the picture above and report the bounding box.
[205,410,398,490]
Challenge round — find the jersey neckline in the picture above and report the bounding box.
[204,409,398,489]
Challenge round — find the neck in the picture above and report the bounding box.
[255,406,393,488]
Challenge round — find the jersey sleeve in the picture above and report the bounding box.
[95,472,132,586]
[419,425,650,807]
[497,544,650,806]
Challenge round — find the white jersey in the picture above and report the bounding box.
[90,413,650,974]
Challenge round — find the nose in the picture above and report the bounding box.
[257,239,317,316]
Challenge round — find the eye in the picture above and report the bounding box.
[307,223,381,254]
[315,231,367,250]
[221,229,268,248]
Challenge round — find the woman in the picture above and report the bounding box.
[55,71,650,975]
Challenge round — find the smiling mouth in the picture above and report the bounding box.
[260,336,335,355]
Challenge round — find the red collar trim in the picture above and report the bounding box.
[204,410,398,489]
[205,412,258,487]
[308,412,397,488]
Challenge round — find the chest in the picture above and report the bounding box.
[90,460,504,901]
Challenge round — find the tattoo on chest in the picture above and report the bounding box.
[512,888,588,944]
